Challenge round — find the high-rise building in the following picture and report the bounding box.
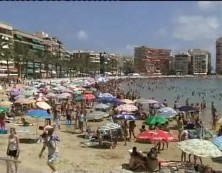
[216,37,222,74]
[134,46,171,75]
[174,53,191,75]
[188,49,211,75]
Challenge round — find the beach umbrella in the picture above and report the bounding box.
[83,94,96,100]
[86,111,106,121]
[36,101,51,110]
[94,103,110,110]
[46,93,57,98]
[136,130,176,142]
[14,95,25,100]
[0,106,9,113]
[0,100,13,107]
[11,88,24,96]
[158,112,177,118]
[36,96,49,102]
[115,114,136,120]
[74,95,84,101]
[99,93,113,98]
[26,109,51,119]
[89,87,97,92]
[212,136,222,150]
[159,107,177,117]
[178,139,222,158]
[14,98,30,104]
[145,115,168,125]
[84,90,93,94]
[159,107,176,113]
[120,99,134,104]
[99,122,121,131]
[178,106,197,112]
[116,104,138,112]
[74,90,82,95]
[56,93,72,99]
[62,88,73,93]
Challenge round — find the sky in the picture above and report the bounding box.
[0,1,222,68]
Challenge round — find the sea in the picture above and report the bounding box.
[119,77,222,128]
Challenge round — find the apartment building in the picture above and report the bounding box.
[174,53,191,75]
[216,37,222,74]
[188,49,211,75]
[0,21,17,78]
[134,46,171,75]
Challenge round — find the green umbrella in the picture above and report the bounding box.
[89,87,97,92]
[0,106,9,113]
[74,90,82,95]
[145,115,167,125]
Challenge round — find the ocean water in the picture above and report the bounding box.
[119,78,222,127]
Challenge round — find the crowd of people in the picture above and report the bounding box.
[1,77,222,173]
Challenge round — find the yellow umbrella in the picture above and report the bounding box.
[36,101,51,110]
[0,100,13,107]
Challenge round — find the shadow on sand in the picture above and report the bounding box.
[19,138,37,144]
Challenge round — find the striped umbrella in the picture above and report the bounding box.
[116,104,138,112]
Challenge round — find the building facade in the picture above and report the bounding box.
[174,53,191,75]
[134,46,171,75]
[188,49,211,75]
[216,37,222,74]
[0,21,17,78]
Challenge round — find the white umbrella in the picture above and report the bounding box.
[36,101,51,110]
[116,104,138,112]
[178,139,222,158]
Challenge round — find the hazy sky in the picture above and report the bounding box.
[0,1,222,67]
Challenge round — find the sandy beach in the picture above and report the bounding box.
[0,78,222,173]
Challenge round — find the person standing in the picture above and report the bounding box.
[52,106,60,130]
[6,128,20,173]
[39,127,59,173]
[129,120,136,140]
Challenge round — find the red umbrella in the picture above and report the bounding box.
[136,130,177,143]
[84,90,93,94]
[83,94,96,100]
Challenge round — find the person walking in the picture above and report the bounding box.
[6,127,20,173]
[39,127,59,173]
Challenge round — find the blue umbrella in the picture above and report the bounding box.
[26,109,51,119]
[212,136,222,150]
[115,114,136,120]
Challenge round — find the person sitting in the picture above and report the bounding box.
[146,147,159,171]
[140,125,146,133]
[217,125,222,137]
[129,146,147,171]
[21,117,32,126]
